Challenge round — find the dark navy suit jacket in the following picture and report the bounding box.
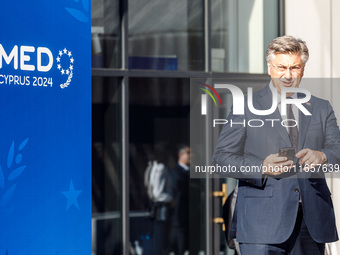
[169,164,189,229]
[212,84,340,244]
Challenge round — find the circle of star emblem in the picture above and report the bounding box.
[56,48,74,89]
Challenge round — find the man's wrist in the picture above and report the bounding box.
[320,151,328,164]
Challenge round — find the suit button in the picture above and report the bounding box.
[294,188,299,193]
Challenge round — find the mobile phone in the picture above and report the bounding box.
[279,147,296,161]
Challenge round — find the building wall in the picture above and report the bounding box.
[286,0,340,251]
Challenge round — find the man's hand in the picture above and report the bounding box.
[296,149,327,171]
[262,153,294,176]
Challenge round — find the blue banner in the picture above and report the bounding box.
[0,0,91,254]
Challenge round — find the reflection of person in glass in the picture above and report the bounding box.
[169,145,191,255]
[212,36,340,255]
[144,145,173,255]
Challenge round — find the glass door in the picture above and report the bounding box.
[128,77,206,255]
[190,78,268,255]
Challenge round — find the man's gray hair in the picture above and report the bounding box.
[178,144,189,155]
[266,35,309,64]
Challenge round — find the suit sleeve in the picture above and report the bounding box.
[211,108,266,187]
[320,101,340,167]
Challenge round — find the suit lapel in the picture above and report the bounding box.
[298,99,313,150]
[256,85,291,146]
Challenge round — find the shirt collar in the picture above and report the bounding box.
[178,162,189,171]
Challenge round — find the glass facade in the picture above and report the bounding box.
[128,0,204,71]
[91,0,121,68]
[128,78,206,254]
[91,0,282,254]
[211,0,279,73]
[92,77,122,254]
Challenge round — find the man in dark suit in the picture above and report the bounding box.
[212,35,340,255]
[169,145,191,255]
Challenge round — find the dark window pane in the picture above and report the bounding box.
[92,77,122,255]
[129,78,206,254]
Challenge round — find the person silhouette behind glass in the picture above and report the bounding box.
[144,144,173,255]
[168,145,191,255]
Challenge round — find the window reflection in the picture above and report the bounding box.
[91,0,282,253]
[129,78,206,254]
[91,0,121,68]
[211,0,279,73]
[128,0,204,71]
[92,77,122,255]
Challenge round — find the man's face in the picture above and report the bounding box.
[267,53,305,96]
[179,147,191,166]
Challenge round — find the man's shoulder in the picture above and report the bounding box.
[304,95,335,118]
[245,84,271,101]
[171,164,184,172]
[169,164,185,181]
[310,95,327,102]
[169,164,179,175]
[309,95,331,108]
[242,84,270,109]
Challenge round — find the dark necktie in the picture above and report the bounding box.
[286,99,299,151]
